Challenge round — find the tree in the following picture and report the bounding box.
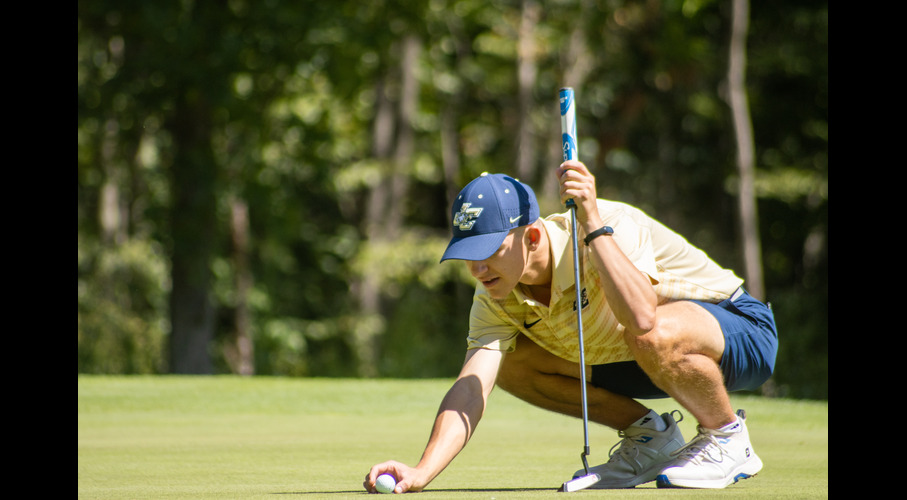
[726,0,764,301]
[78,0,827,398]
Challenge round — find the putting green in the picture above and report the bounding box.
[78,376,827,499]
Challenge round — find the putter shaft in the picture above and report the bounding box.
[570,206,592,473]
[558,86,600,492]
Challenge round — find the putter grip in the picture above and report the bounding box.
[559,87,577,208]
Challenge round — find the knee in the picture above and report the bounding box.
[623,325,683,377]
[622,301,725,371]
[624,323,673,357]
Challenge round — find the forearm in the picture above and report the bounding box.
[414,380,486,485]
[577,207,658,335]
[410,348,501,490]
[582,215,657,335]
[557,160,657,332]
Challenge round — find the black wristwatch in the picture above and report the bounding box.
[583,226,614,246]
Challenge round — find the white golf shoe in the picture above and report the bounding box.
[573,410,685,489]
[656,409,763,489]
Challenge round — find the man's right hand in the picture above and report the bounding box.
[364,460,426,494]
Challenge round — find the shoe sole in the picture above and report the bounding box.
[655,458,763,489]
[655,470,758,489]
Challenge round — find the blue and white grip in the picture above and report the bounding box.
[559,87,578,208]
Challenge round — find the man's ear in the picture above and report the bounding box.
[525,224,542,250]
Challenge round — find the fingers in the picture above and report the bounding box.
[556,160,592,198]
[364,462,393,493]
[556,159,588,178]
[364,461,418,494]
[555,160,598,223]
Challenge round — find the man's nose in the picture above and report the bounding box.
[466,260,488,276]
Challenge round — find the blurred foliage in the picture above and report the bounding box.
[77,0,827,399]
[78,238,170,374]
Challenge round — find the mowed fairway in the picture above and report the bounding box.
[78,376,827,499]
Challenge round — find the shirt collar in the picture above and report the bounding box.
[543,213,579,298]
[512,213,577,305]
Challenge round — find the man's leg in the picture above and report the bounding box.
[495,332,648,430]
[623,300,735,430]
[624,299,764,489]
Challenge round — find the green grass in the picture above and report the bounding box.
[78,376,827,499]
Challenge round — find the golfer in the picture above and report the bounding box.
[364,161,778,492]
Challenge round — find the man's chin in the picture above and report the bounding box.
[482,281,511,299]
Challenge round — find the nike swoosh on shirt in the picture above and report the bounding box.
[523,318,541,329]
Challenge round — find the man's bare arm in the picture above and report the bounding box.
[365,347,504,493]
[557,160,658,335]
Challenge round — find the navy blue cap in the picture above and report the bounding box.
[440,173,540,262]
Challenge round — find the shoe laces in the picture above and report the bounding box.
[607,430,640,463]
[607,410,683,463]
[670,427,728,466]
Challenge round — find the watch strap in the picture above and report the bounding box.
[583,225,614,246]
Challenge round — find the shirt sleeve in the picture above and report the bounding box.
[465,288,520,352]
[598,201,659,283]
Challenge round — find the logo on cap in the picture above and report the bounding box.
[453,203,483,230]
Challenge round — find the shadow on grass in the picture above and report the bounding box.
[273,487,558,495]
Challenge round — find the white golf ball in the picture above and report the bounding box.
[375,473,396,494]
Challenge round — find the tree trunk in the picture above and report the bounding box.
[727,0,764,301]
[167,92,217,374]
[225,197,254,375]
[548,5,594,206]
[440,16,470,210]
[99,118,140,246]
[441,98,462,211]
[353,34,421,378]
[516,0,540,182]
[99,118,125,246]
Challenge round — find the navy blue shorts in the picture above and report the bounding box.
[589,289,778,399]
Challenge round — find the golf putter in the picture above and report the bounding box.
[557,87,601,493]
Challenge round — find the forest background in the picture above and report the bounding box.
[77,0,828,400]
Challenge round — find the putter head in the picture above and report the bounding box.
[558,473,601,492]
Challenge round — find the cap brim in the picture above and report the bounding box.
[440,230,509,263]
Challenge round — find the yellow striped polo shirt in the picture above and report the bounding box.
[465,199,744,364]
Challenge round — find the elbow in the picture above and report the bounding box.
[628,314,656,336]
[624,303,657,336]
[631,289,658,334]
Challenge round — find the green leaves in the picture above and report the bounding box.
[78,0,826,396]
